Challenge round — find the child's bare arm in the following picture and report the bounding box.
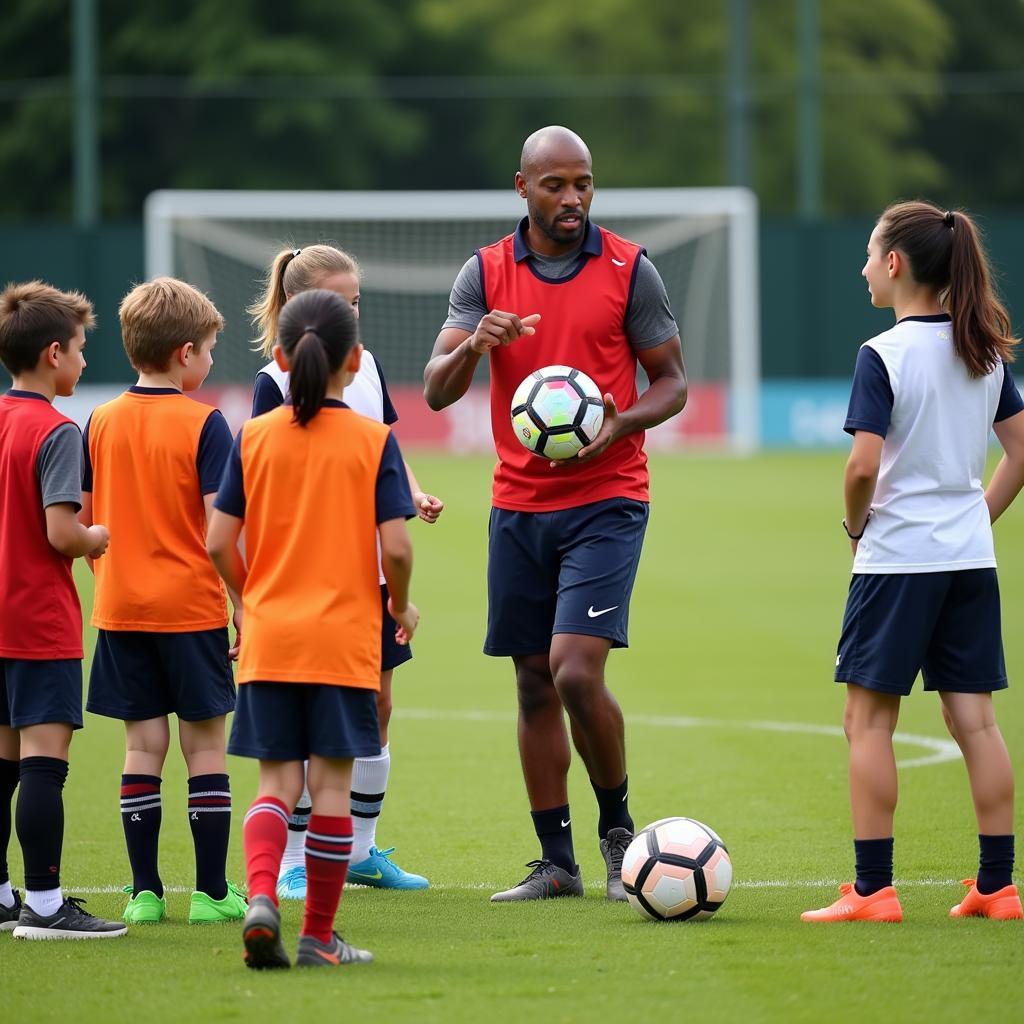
[988,410,1024,524]
[206,509,247,599]
[46,502,108,559]
[380,517,418,643]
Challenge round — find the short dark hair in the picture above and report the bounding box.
[0,280,95,375]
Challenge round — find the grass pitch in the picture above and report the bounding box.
[6,451,1023,1023]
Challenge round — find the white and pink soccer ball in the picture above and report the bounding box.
[510,365,605,461]
[621,817,733,922]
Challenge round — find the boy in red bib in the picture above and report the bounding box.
[0,281,124,939]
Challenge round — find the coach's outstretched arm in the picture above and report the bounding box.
[423,312,541,411]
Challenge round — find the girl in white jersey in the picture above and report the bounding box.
[802,201,1024,924]
[249,244,443,895]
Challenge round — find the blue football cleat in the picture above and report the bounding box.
[276,865,308,901]
[347,847,428,890]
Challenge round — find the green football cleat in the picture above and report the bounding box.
[347,847,429,890]
[189,881,247,924]
[122,886,167,924]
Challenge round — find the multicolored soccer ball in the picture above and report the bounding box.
[621,817,733,921]
[510,365,604,460]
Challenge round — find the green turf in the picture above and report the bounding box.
[6,451,1023,1023]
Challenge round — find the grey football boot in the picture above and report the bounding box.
[242,894,290,969]
[296,931,373,967]
[600,827,634,902]
[490,860,584,902]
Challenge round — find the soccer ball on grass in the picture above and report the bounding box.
[621,817,733,921]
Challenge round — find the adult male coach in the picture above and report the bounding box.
[423,126,687,902]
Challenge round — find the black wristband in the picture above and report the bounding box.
[842,511,872,540]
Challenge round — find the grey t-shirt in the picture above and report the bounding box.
[37,423,84,510]
[442,248,679,351]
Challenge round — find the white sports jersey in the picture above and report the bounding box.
[845,316,1019,574]
[256,348,386,422]
[255,350,393,583]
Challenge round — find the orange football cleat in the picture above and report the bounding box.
[801,883,903,923]
[949,879,1023,920]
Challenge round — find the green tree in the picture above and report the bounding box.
[919,0,1024,211]
[0,0,964,220]
[415,0,950,213]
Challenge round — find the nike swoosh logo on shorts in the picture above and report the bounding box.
[561,819,571,828]
[587,605,619,618]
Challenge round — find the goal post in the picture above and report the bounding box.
[144,188,760,452]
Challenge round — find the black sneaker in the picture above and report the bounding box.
[490,860,584,902]
[600,827,634,902]
[12,896,127,940]
[242,894,290,970]
[0,890,22,932]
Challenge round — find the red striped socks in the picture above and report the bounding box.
[302,815,353,943]
[243,797,290,904]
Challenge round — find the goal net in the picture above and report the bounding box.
[144,188,759,451]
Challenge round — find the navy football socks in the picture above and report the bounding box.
[531,805,576,873]
[17,756,68,893]
[853,837,894,897]
[188,774,231,900]
[0,757,18,890]
[591,775,634,839]
[977,834,1014,894]
[121,774,163,897]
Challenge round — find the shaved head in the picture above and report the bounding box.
[520,126,591,178]
[515,125,595,254]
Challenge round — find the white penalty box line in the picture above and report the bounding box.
[394,707,962,770]
[68,879,965,895]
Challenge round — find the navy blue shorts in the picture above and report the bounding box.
[87,628,236,722]
[0,659,83,729]
[380,584,412,673]
[485,497,649,657]
[228,682,380,761]
[834,569,1007,696]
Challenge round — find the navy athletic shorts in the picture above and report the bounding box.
[380,583,412,672]
[0,658,83,729]
[228,682,380,761]
[834,569,1007,696]
[485,496,649,657]
[87,628,236,722]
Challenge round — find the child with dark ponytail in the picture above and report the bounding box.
[249,246,437,896]
[802,200,1024,924]
[207,289,419,968]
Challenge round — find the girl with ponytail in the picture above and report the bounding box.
[248,245,439,895]
[802,200,1024,924]
[207,288,419,968]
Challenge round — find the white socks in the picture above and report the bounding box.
[350,744,391,864]
[0,880,14,908]
[279,773,312,874]
[25,887,63,917]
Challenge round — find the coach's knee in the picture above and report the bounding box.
[551,659,602,720]
[515,661,557,717]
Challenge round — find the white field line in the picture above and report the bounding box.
[394,707,962,770]
[67,878,962,895]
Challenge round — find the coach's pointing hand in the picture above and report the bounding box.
[469,311,541,354]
